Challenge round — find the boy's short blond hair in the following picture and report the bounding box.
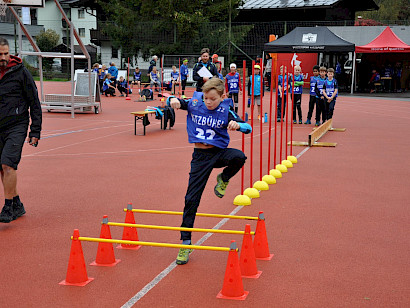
[319,66,327,72]
[202,78,225,96]
[327,68,334,73]
[172,65,176,69]
[294,65,301,70]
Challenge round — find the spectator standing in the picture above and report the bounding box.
[193,48,219,92]
[180,58,189,98]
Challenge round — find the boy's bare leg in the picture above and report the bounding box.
[1,165,17,199]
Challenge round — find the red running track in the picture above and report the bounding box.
[0,82,409,307]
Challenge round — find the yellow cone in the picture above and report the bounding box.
[282,160,293,168]
[270,169,282,178]
[276,164,288,173]
[243,187,260,199]
[253,180,269,191]
[233,194,252,206]
[287,155,297,164]
[262,174,276,184]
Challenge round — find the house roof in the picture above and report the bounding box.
[241,0,338,10]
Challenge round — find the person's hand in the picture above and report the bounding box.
[227,120,240,131]
[28,137,38,147]
[170,98,181,109]
[327,98,332,103]
[203,77,210,82]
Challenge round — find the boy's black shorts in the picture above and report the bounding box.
[0,124,28,171]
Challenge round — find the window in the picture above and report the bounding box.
[79,28,85,37]
[78,9,85,19]
[112,47,118,58]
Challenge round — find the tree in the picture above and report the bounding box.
[356,0,410,21]
[96,0,246,61]
[36,29,60,72]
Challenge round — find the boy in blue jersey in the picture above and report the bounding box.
[180,59,189,98]
[277,65,288,122]
[314,66,327,126]
[323,68,338,120]
[167,78,252,265]
[290,65,304,124]
[150,66,161,92]
[132,67,141,88]
[225,63,242,113]
[248,64,263,120]
[170,65,180,95]
[304,65,319,124]
[117,76,132,97]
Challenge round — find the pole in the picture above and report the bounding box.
[178,57,181,97]
[241,60,246,194]
[279,65,284,162]
[274,61,279,167]
[70,25,75,119]
[268,66,274,174]
[228,0,232,65]
[250,60,255,188]
[290,66,295,156]
[285,65,289,159]
[350,51,356,94]
[259,57,263,181]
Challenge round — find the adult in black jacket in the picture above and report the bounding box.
[0,37,42,223]
[192,48,219,92]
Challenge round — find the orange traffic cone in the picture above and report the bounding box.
[254,211,274,260]
[59,229,94,286]
[90,215,121,266]
[217,241,249,300]
[117,203,141,250]
[240,224,262,278]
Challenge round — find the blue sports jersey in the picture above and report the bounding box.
[102,79,111,91]
[290,74,303,94]
[324,79,338,98]
[310,76,319,96]
[99,69,106,80]
[171,71,179,81]
[150,71,159,81]
[278,75,288,96]
[186,92,232,148]
[249,74,261,96]
[134,71,141,80]
[108,66,118,78]
[315,77,326,97]
[119,80,128,88]
[180,64,188,80]
[226,72,240,94]
[92,68,99,73]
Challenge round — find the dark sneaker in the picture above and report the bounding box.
[277,118,281,122]
[304,119,311,124]
[299,120,303,124]
[315,122,320,126]
[0,203,13,223]
[293,120,297,124]
[12,201,26,220]
[214,173,229,198]
[176,247,193,265]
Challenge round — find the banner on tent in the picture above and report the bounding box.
[277,53,317,87]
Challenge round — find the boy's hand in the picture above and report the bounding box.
[327,98,332,103]
[170,98,181,109]
[227,120,240,131]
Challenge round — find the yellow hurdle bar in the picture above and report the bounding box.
[72,236,234,252]
[124,208,258,221]
[106,222,255,235]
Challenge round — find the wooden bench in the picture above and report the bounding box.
[131,110,163,135]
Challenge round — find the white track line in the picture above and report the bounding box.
[121,147,310,307]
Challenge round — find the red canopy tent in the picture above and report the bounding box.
[356,26,410,53]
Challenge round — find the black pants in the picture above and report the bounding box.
[110,77,117,88]
[292,94,302,122]
[229,92,239,113]
[104,88,115,96]
[316,98,326,123]
[277,95,287,119]
[307,95,316,120]
[181,147,247,240]
[325,99,336,120]
[181,79,187,95]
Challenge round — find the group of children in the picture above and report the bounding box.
[92,63,133,97]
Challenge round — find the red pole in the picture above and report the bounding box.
[127,57,130,97]
[259,58,263,180]
[290,66,295,156]
[285,65,290,159]
[279,64,284,163]
[267,64,274,174]
[274,61,279,167]
[241,60,246,194]
[250,60,255,189]
[178,58,181,98]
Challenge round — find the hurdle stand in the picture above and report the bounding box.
[291,119,346,147]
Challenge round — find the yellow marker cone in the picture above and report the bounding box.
[287,155,297,164]
[243,187,260,199]
[262,175,276,184]
[253,181,269,191]
[233,194,252,206]
[275,164,288,173]
[269,169,282,178]
[281,160,293,168]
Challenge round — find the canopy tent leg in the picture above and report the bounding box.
[350,52,356,94]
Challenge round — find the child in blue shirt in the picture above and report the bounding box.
[180,59,189,98]
[167,78,252,265]
[102,73,116,96]
[132,67,141,88]
[98,64,107,93]
[117,76,132,97]
[225,63,242,113]
[323,68,338,120]
[277,65,288,122]
[305,65,319,124]
[314,66,327,126]
[150,66,161,92]
[170,65,180,95]
[290,65,304,124]
[248,64,263,120]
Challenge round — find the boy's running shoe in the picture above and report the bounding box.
[304,119,311,124]
[12,201,26,220]
[277,118,281,122]
[0,203,13,223]
[293,120,297,124]
[176,247,193,265]
[299,120,303,124]
[181,95,187,99]
[214,173,229,198]
[315,122,320,126]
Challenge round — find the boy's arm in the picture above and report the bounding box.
[228,110,252,134]
[166,96,188,110]
[331,80,338,99]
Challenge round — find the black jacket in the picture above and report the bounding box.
[0,55,42,139]
[192,61,218,91]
